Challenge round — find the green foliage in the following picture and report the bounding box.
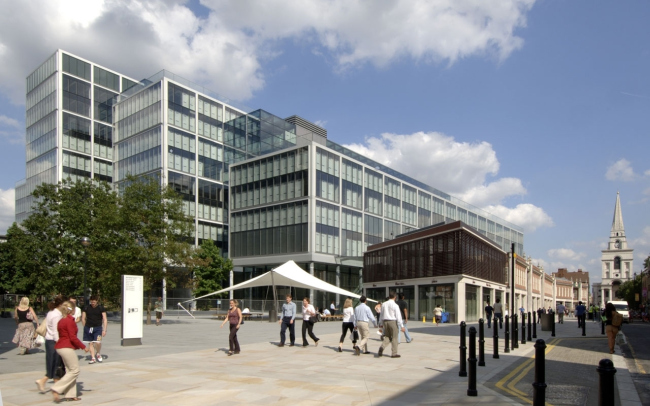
[3,176,199,310]
[192,239,232,298]
[616,274,642,308]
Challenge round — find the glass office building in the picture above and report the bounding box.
[17,50,524,309]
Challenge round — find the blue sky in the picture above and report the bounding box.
[0,0,649,284]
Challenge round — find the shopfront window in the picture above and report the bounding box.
[418,284,455,323]
[465,285,479,322]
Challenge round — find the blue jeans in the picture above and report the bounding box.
[398,323,411,343]
[486,314,493,328]
[494,313,503,329]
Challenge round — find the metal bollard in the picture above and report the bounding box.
[459,321,467,377]
[513,314,518,349]
[478,318,485,366]
[528,311,532,342]
[551,312,556,337]
[467,327,478,396]
[533,311,537,338]
[493,317,499,359]
[582,316,586,336]
[521,313,526,345]
[504,315,510,353]
[601,319,605,335]
[597,358,616,406]
[532,339,547,406]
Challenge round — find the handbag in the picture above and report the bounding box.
[36,322,47,337]
[352,330,359,342]
[309,315,319,323]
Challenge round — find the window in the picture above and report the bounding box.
[93,66,120,92]
[62,54,91,80]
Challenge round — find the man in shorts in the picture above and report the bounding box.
[155,297,164,326]
[82,295,107,364]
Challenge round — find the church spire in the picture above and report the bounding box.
[610,191,625,238]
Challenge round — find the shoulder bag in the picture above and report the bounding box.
[612,311,623,328]
[36,321,47,337]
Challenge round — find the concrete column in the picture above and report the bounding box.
[309,262,315,304]
[229,270,234,300]
[457,281,466,323]
[414,284,420,320]
[600,287,604,307]
[335,265,341,308]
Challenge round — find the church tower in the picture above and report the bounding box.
[597,192,634,305]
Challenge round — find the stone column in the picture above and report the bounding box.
[309,262,315,304]
[335,265,341,309]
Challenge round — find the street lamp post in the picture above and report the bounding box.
[81,237,91,304]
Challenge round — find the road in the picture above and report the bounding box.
[620,321,650,405]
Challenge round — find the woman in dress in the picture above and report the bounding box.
[220,299,242,355]
[35,296,65,392]
[12,297,40,355]
[51,301,89,403]
[301,297,319,347]
[338,298,356,352]
[604,302,620,354]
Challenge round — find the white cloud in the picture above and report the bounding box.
[547,248,586,261]
[605,159,636,182]
[344,131,553,232]
[630,226,650,266]
[0,114,23,144]
[0,188,15,234]
[0,0,535,105]
[483,204,553,233]
[645,169,650,177]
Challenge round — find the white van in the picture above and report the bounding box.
[607,300,630,323]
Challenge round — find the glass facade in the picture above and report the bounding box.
[419,284,456,323]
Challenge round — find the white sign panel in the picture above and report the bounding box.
[121,275,143,345]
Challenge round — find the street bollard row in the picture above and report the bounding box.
[467,327,478,396]
[522,313,526,345]
[533,310,537,338]
[478,318,485,367]
[527,311,532,342]
[504,315,510,353]
[459,321,467,377]
[493,316,499,359]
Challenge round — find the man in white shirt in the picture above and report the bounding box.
[69,297,82,324]
[378,291,405,358]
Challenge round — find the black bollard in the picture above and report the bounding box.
[504,315,510,353]
[551,312,556,337]
[493,317,500,359]
[597,358,616,406]
[533,311,537,338]
[601,319,605,335]
[459,321,467,377]
[467,327,478,396]
[513,314,518,349]
[532,339,547,406]
[522,313,526,344]
[528,311,532,342]
[582,316,586,336]
[478,318,485,366]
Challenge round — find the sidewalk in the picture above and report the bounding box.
[0,314,640,405]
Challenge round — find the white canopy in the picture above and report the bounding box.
[185,260,374,303]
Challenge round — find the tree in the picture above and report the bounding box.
[192,239,232,302]
[616,274,642,308]
[117,175,199,324]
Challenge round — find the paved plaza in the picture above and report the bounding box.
[0,313,641,405]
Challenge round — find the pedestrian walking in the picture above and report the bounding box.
[484,302,494,328]
[220,299,242,355]
[575,301,586,328]
[301,297,320,347]
[604,302,622,354]
[35,296,65,393]
[396,293,412,343]
[434,304,443,325]
[277,294,296,347]
[556,303,566,324]
[493,298,503,329]
[50,301,89,403]
[353,296,377,355]
[12,297,40,355]
[154,297,164,326]
[82,295,107,364]
[374,300,382,325]
[537,308,544,323]
[377,291,404,358]
[338,298,357,352]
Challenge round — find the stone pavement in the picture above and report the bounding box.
[0,313,641,405]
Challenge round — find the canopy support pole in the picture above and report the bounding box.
[270,269,279,322]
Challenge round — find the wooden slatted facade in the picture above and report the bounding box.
[363,221,508,284]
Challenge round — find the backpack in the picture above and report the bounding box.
[611,311,623,328]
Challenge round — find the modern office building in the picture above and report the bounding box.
[17,49,525,311]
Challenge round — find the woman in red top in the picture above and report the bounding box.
[50,301,89,403]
